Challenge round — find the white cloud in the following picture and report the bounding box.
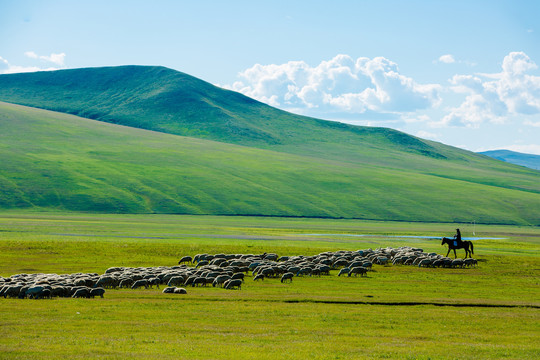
[440,51,540,127]
[524,120,540,127]
[416,130,439,140]
[25,51,66,66]
[225,54,441,116]
[24,51,39,59]
[0,53,65,74]
[438,54,455,64]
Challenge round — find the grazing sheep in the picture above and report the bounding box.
[451,259,464,268]
[119,278,134,288]
[253,274,264,281]
[3,285,23,298]
[464,258,478,267]
[261,267,275,278]
[332,259,349,269]
[263,253,279,261]
[174,287,187,294]
[25,286,46,299]
[348,267,367,277]
[224,279,242,290]
[178,256,193,265]
[131,279,149,290]
[418,259,432,267]
[192,277,206,287]
[338,268,350,277]
[89,287,105,298]
[147,277,160,289]
[184,276,197,286]
[432,259,444,268]
[213,275,231,288]
[167,276,186,287]
[296,267,312,277]
[51,286,68,298]
[72,288,91,298]
[231,273,245,282]
[105,267,123,274]
[317,265,330,275]
[195,260,209,268]
[95,275,117,289]
[280,272,294,283]
[35,288,51,299]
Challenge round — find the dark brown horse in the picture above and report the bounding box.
[441,237,474,258]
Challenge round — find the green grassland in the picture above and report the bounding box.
[0,213,538,359]
[1,101,539,225]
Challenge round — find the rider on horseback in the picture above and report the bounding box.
[453,228,462,247]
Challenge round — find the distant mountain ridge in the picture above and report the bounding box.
[480,150,540,171]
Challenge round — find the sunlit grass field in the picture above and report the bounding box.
[0,212,538,359]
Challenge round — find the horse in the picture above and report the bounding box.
[441,237,474,258]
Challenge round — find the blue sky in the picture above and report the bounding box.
[1,0,539,154]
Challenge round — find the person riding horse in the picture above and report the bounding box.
[453,228,462,247]
[441,228,474,258]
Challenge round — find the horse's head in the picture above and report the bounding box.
[441,237,448,245]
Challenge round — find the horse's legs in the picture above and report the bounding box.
[453,249,457,259]
[446,248,451,257]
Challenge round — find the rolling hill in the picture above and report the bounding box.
[0,66,539,224]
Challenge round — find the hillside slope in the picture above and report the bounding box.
[1,101,540,225]
[0,66,539,197]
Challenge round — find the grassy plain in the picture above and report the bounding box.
[0,212,538,359]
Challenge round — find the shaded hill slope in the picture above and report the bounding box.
[480,150,540,171]
[1,101,540,225]
[0,66,539,197]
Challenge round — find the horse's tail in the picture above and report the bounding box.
[470,241,474,255]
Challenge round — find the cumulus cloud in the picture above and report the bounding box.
[506,144,540,155]
[439,52,540,127]
[438,54,456,64]
[225,54,441,116]
[0,53,66,74]
[25,51,66,66]
[416,130,439,140]
[524,120,540,127]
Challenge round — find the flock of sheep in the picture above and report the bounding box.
[0,246,477,300]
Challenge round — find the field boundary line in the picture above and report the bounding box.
[165,297,540,309]
[281,299,540,308]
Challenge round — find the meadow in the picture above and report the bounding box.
[0,212,538,359]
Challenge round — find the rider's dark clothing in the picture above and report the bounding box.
[453,229,462,246]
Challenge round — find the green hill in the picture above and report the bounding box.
[0,66,539,224]
[0,66,539,198]
[1,101,539,225]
